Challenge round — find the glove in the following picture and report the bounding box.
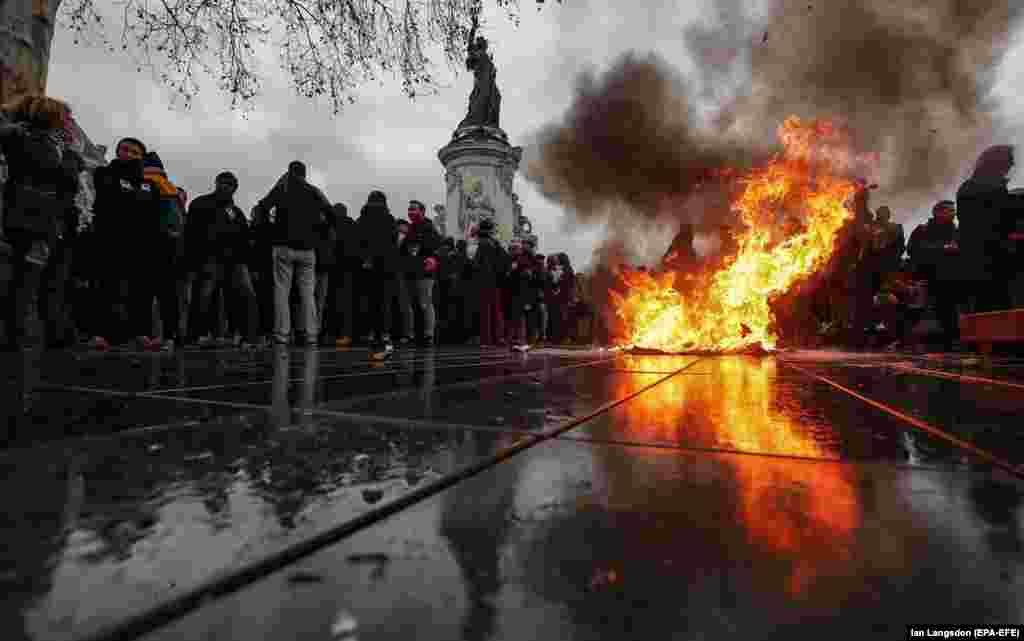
[424,256,439,273]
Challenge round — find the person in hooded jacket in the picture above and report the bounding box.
[356,190,398,353]
[956,145,1016,313]
[0,95,81,351]
[253,161,333,346]
[186,171,260,348]
[89,135,161,350]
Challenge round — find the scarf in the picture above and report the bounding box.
[143,169,180,198]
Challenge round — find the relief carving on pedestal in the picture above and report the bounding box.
[460,175,495,237]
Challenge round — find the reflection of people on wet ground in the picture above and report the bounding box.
[250,345,327,528]
[439,430,524,641]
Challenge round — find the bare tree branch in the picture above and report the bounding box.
[56,0,560,114]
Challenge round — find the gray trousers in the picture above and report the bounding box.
[273,246,317,343]
[398,277,436,340]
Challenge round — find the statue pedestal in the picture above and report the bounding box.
[438,126,529,246]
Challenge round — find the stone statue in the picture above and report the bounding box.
[458,36,501,130]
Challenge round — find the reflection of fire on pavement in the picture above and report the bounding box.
[611,358,861,595]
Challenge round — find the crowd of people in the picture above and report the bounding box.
[2,95,1022,357]
[807,145,1024,352]
[0,95,593,355]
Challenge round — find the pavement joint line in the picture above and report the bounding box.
[72,358,693,641]
[602,369,712,374]
[887,363,1024,392]
[42,351,538,391]
[552,433,988,474]
[127,355,545,395]
[26,356,619,453]
[319,355,620,412]
[46,350,593,395]
[782,362,1024,480]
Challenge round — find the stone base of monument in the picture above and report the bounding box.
[438,126,533,246]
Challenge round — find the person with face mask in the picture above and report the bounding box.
[89,135,161,350]
[185,171,261,348]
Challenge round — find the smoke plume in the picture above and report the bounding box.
[524,0,1024,258]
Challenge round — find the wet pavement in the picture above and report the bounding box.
[1,346,1023,640]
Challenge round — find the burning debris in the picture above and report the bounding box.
[524,1,1024,354]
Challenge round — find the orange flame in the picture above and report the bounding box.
[611,117,871,352]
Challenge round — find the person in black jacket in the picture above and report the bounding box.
[90,135,162,350]
[253,161,333,346]
[356,190,398,353]
[470,219,507,347]
[326,203,359,346]
[0,95,81,351]
[185,171,260,348]
[908,200,962,350]
[956,145,1016,313]
[396,200,442,347]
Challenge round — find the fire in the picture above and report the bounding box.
[611,117,870,352]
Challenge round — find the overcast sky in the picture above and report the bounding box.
[47,0,1024,270]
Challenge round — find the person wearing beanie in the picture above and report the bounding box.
[185,171,261,348]
[469,217,507,347]
[130,151,186,351]
[252,161,333,346]
[355,190,398,355]
[89,136,162,351]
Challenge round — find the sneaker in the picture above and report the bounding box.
[89,336,112,351]
[371,342,394,360]
[512,343,530,353]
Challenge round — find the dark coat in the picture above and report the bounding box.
[186,193,250,267]
[256,176,333,251]
[333,210,361,271]
[956,177,1014,282]
[908,219,959,283]
[470,235,507,289]
[356,201,398,272]
[92,158,161,259]
[0,122,81,241]
[315,224,336,272]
